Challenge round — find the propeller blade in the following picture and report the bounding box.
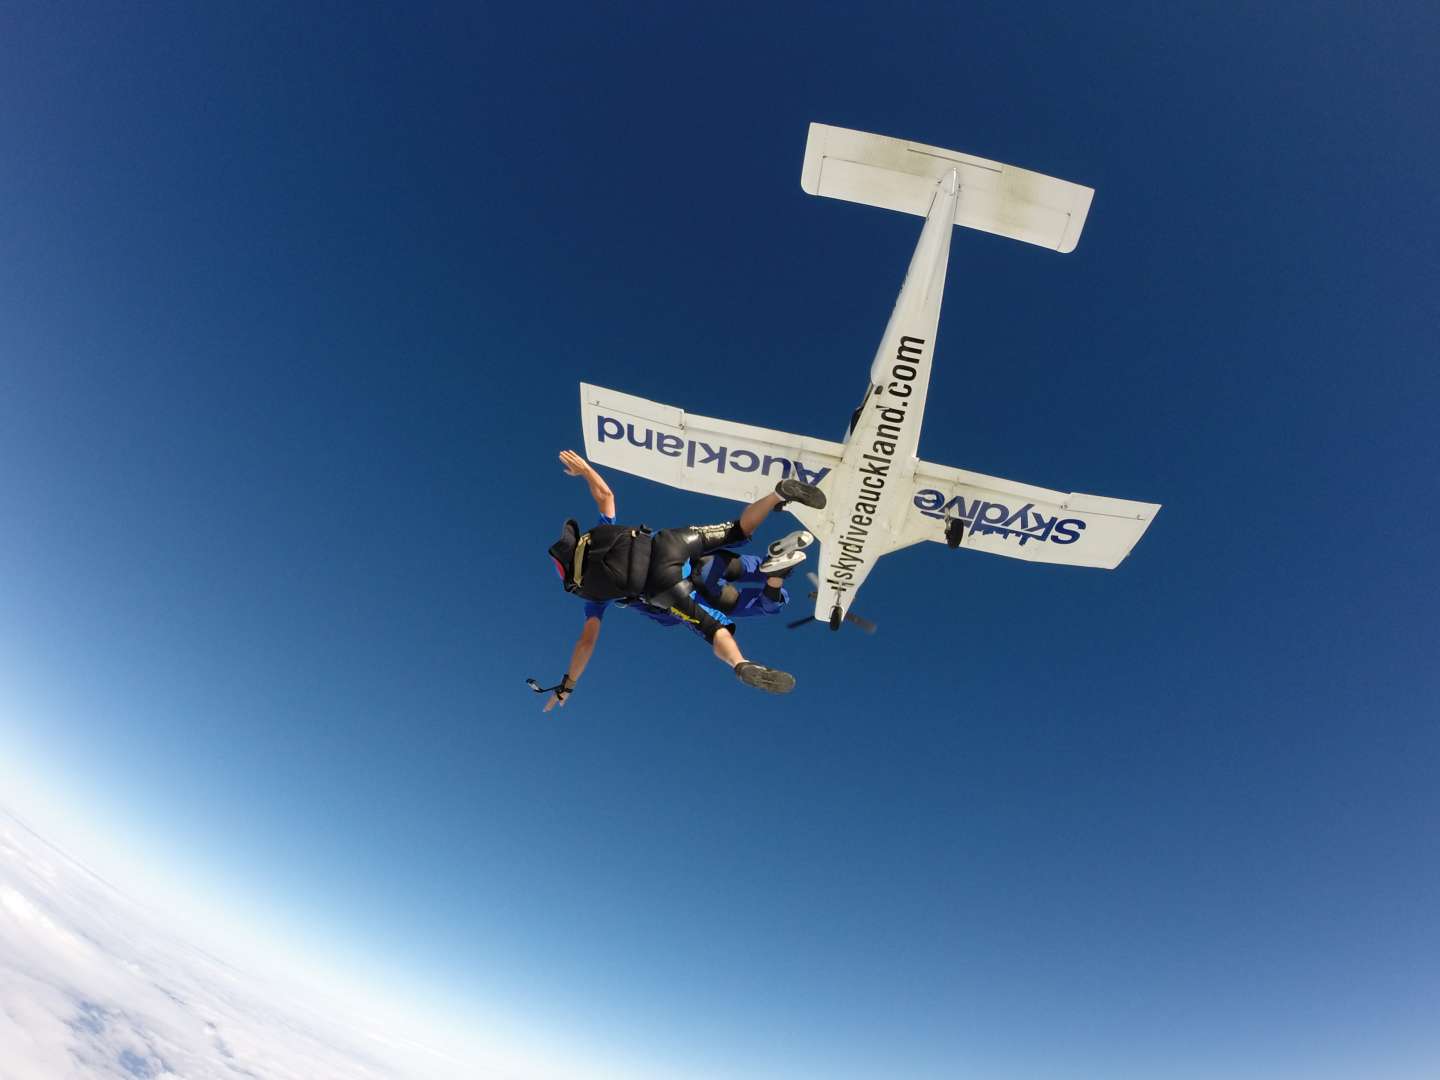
[844,613,878,634]
[787,616,817,629]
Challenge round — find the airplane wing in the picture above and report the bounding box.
[580,383,842,532]
[889,458,1160,569]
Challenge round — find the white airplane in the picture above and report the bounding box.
[581,123,1160,631]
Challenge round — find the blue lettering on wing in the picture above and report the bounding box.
[695,441,728,472]
[793,462,830,486]
[594,414,828,485]
[912,488,1085,546]
[761,455,791,479]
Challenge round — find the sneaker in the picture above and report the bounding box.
[765,529,814,560]
[775,477,827,510]
[734,662,796,694]
[758,549,806,574]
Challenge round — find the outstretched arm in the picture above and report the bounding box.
[544,616,602,712]
[559,449,615,518]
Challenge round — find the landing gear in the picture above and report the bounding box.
[945,516,965,549]
[829,605,843,631]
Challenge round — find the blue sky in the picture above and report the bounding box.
[2,3,1437,1077]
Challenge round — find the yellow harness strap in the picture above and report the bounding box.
[571,532,591,592]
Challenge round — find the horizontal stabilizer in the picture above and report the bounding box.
[800,123,1094,253]
[891,458,1160,569]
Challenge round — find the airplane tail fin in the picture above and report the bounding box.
[800,123,1094,253]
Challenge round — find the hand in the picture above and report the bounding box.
[542,674,575,713]
[559,450,591,478]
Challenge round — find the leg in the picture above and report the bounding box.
[712,626,793,691]
[678,475,825,563]
[735,475,829,540]
[693,552,745,591]
[646,577,736,646]
[722,553,784,585]
[738,493,784,538]
[648,578,794,694]
[677,521,748,559]
[698,579,742,614]
[737,553,794,616]
[692,552,744,614]
[696,552,791,618]
[711,627,745,666]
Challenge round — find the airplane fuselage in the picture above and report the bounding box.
[812,169,959,622]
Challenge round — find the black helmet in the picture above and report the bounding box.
[547,519,581,593]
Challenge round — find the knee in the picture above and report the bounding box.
[711,584,740,614]
[648,579,692,609]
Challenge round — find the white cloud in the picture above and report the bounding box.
[0,728,714,1080]
[0,804,610,1080]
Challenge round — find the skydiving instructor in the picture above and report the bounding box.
[543,450,825,710]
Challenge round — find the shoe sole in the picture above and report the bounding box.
[766,530,815,558]
[758,550,806,574]
[735,663,796,694]
[776,479,827,510]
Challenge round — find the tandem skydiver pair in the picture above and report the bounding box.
[538,450,824,710]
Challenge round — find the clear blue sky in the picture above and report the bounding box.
[2,3,1437,1077]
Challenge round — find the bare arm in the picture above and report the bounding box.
[544,616,602,712]
[559,449,615,518]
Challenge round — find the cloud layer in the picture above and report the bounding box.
[0,806,444,1080]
